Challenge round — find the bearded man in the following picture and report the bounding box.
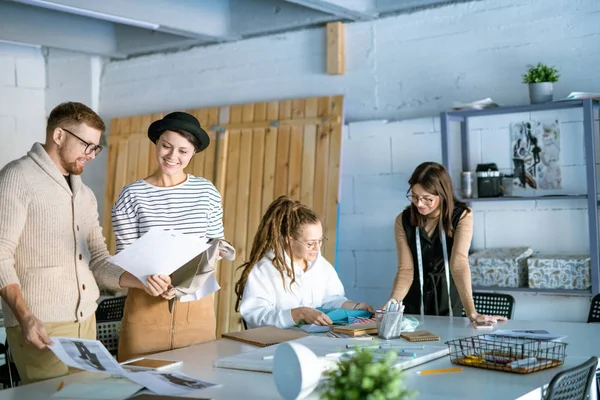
[0,102,168,384]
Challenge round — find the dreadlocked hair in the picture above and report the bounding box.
[234,195,320,312]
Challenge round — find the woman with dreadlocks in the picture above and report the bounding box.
[235,196,374,329]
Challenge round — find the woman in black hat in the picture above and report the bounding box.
[111,111,224,362]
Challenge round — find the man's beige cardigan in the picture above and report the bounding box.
[0,143,123,328]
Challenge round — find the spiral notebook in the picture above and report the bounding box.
[400,330,440,342]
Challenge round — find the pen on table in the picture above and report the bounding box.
[417,367,463,375]
[394,352,417,358]
[262,355,274,360]
[346,344,379,349]
[379,344,426,349]
[57,381,65,391]
[325,351,355,358]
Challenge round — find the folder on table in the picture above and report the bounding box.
[400,330,440,342]
[222,326,308,347]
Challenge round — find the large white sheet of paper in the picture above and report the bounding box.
[213,335,449,373]
[179,272,220,303]
[125,370,220,396]
[51,378,143,399]
[488,329,567,341]
[107,228,211,285]
[48,337,127,375]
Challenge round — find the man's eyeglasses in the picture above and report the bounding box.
[294,237,328,250]
[61,127,103,156]
[406,193,436,207]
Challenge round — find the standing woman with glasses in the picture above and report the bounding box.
[235,196,373,329]
[386,162,506,325]
[112,112,224,362]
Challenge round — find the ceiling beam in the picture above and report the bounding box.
[282,0,378,21]
[0,1,126,58]
[10,0,239,41]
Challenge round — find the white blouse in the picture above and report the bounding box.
[239,251,348,329]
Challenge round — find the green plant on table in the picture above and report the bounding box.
[320,347,417,400]
[522,63,560,83]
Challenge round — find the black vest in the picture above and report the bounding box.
[401,204,468,316]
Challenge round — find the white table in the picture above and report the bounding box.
[0,316,598,399]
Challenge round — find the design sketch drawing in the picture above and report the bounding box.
[510,119,561,190]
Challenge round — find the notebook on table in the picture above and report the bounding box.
[400,330,440,342]
[331,321,377,336]
[222,326,309,347]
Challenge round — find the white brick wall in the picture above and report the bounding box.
[100,0,600,122]
[45,49,108,209]
[0,43,46,169]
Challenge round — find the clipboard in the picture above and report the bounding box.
[331,321,377,336]
[222,326,309,347]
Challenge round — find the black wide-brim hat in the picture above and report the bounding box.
[148,111,210,152]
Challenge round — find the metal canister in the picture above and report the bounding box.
[460,171,473,198]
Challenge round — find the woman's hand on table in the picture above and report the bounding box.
[291,307,333,326]
[470,313,507,327]
[352,302,375,313]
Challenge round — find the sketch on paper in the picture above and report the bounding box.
[49,337,126,374]
[510,120,561,190]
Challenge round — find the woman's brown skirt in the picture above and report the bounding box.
[117,288,216,362]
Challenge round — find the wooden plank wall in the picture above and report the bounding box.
[102,95,344,336]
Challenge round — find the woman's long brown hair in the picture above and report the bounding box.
[234,196,320,312]
[406,161,469,237]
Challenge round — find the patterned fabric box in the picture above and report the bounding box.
[527,254,591,290]
[468,247,534,288]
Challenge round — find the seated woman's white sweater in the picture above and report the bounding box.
[240,251,348,329]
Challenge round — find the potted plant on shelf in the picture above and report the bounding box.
[522,62,560,104]
[320,347,417,400]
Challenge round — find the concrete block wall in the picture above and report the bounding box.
[339,110,593,321]
[45,49,107,206]
[99,0,600,123]
[0,42,46,169]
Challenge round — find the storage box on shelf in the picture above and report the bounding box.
[441,99,600,294]
[469,247,533,288]
[527,254,591,290]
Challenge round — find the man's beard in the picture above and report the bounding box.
[58,146,85,175]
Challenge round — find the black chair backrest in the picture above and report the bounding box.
[587,293,600,323]
[96,296,127,322]
[462,292,515,319]
[543,356,598,400]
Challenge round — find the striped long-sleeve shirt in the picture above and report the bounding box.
[112,175,224,253]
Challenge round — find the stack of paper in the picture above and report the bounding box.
[107,228,217,302]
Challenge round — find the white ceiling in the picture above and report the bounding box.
[0,0,472,58]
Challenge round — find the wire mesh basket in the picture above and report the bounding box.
[445,334,567,374]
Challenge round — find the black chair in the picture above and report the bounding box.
[587,293,600,323]
[0,340,20,389]
[543,356,598,400]
[587,294,600,398]
[95,296,127,356]
[462,292,515,319]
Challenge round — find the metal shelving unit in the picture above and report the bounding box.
[441,99,600,295]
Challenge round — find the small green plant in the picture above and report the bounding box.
[320,348,417,400]
[522,63,560,83]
